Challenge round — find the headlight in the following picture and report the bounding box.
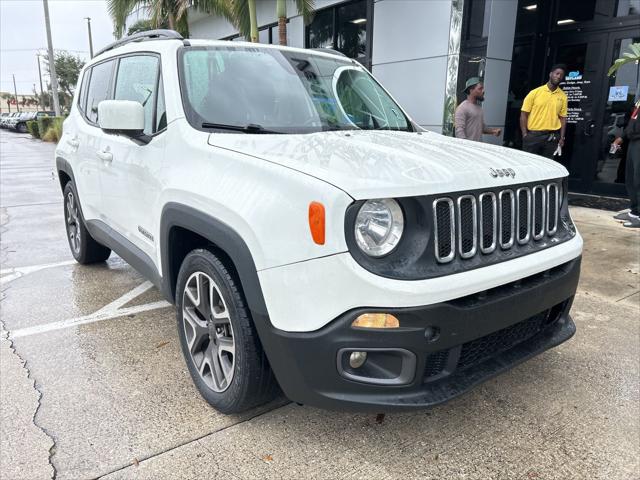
[354,199,404,257]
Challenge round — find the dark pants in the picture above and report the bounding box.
[522,130,560,159]
[626,140,640,216]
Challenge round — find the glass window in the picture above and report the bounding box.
[307,0,368,61]
[595,36,640,185]
[336,1,367,59]
[179,47,411,134]
[463,0,491,41]
[155,74,166,132]
[555,0,598,23]
[114,55,159,135]
[616,0,640,16]
[85,60,115,124]
[515,0,538,36]
[335,68,408,130]
[307,9,334,49]
[553,0,640,24]
[77,69,90,113]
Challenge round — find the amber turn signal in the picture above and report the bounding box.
[308,201,325,245]
[351,313,400,329]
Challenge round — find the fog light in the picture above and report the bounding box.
[351,313,400,329]
[349,351,368,368]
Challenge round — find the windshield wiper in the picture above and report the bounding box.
[201,122,282,134]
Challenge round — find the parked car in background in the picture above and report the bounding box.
[12,111,56,133]
[1,112,20,129]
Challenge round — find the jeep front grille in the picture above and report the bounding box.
[433,182,561,263]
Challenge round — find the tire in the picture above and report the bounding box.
[63,181,111,264]
[176,248,279,413]
[17,123,27,133]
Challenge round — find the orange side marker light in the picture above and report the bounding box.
[308,202,325,245]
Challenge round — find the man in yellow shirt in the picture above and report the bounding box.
[520,64,568,159]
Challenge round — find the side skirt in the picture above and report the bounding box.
[85,219,172,303]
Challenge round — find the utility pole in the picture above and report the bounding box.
[36,53,45,111]
[85,17,94,58]
[42,0,61,116]
[12,74,20,113]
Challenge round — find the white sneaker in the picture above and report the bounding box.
[613,209,632,221]
[623,215,640,228]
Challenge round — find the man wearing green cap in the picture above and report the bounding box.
[454,77,501,142]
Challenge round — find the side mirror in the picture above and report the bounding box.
[98,100,150,144]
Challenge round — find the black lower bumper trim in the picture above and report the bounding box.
[256,257,581,412]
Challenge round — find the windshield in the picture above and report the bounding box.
[178,46,411,134]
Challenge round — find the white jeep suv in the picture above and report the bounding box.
[56,30,583,413]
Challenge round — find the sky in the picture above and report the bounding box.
[0,0,116,95]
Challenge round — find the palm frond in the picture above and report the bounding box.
[107,0,146,38]
[294,0,315,23]
[608,42,640,77]
[228,0,251,39]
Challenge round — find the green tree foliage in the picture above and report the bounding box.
[43,52,85,112]
[108,0,239,39]
[608,42,640,77]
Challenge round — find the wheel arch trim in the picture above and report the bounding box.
[56,156,75,193]
[160,202,270,319]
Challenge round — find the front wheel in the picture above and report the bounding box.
[176,248,279,413]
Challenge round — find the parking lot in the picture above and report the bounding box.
[0,128,638,480]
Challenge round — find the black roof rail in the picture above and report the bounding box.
[310,47,348,58]
[95,29,183,57]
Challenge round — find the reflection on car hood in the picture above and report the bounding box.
[207,130,568,199]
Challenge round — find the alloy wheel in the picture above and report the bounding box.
[65,191,81,254]
[182,271,235,392]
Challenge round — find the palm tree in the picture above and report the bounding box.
[108,0,241,39]
[229,0,314,44]
[276,0,314,46]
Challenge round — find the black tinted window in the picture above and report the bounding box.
[155,74,166,132]
[86,60,115,124]
[77,69,90,113]
[114,55,159,135]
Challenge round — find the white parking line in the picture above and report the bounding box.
[9,281,173,339]
[0,260,77,285]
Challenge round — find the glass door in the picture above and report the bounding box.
[549,32,608,193]
[591,30,640,196]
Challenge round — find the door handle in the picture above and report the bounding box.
[66,136,79,148]
[96,148,113,163]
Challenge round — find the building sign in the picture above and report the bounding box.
[608,86,629,102]
[562,72,590,124]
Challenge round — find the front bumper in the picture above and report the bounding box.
[259,257,581,411]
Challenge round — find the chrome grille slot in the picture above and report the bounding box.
[532,185,545,240]
[457,195,477,258]
[432,182,561,264]
[547,183,558,235]
[433,198,455,263]
[499,190,515,249]
[517,187,531,244]
[479,192,497,254]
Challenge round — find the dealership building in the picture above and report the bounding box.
[161,0,640,200]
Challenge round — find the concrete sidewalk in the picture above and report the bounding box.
[1,130,638,480]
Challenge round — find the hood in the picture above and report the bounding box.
[207,130,567,200]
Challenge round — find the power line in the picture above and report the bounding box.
[1,48,89,53]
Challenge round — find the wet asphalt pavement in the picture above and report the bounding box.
[0,129,638,480]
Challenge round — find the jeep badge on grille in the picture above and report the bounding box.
[489,168,516,178]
